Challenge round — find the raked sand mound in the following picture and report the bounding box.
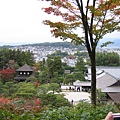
[61,92,91,104]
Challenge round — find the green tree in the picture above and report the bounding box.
[51,72,59,83]
[45,56,64,81]
[58,76,64,84]
[75,57,87,73]
[0,48,9,69]
[64,74,74,85]
[42,0,120,105]
[96,52,120,66]
[46,57,54,78]
[53,56,64,76]
[5,82,14,96]
[52,72,64,84]
[49,50,68,58]
[0,48,35,69]
[48,83,61,94]
[96,89,107,104]
[38,84,49,94]
[73,69,85,81]
[38,71,48,84]
[26,76,37,82]
[39,94,71,108]
[0,81,9,97]
[40,58,46,71]
[25,50,34,66]
[15,82,37,99]
[75,50,89,58]
[74,57,87,81]
[63,63,75,73]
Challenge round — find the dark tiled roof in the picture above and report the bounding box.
[102,86,120,92]
[110,80,120,86]
[107,93,120,103]
[16,64,34,71]
[87,66,120,79]
[96,72,118,90]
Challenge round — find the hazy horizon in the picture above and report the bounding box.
[0,0,119,46]
[0,37,120,47]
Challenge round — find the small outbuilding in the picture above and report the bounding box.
[73,80,91,92]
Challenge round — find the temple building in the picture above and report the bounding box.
[14,64,34,82]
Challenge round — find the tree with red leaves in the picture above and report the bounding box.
[34,81,39,88]
[0,68,16,82]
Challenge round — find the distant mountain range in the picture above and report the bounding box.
[0,38,120,47]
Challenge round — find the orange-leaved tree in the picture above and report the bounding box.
[1,68,16,82]
[41,0,120,105]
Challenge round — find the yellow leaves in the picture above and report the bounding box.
[69,22,82,28]
[51,0,63,8]
[103,18,114,24]
[43,21,70,36]
[43,18,84,43]
[86,5,96,14]
[43,19,82,32]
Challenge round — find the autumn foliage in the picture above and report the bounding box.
[0,96,12,105]
[42,0,120,43]
[0,68,16,82]
[0,95,43,114]
[34,81,39,88]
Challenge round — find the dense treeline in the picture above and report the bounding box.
[96,52,120,66]
[0,80,118,120]
[0,48,35,69]
[25,42,84,49]
[48,50,68,58]
[36,56,87,84]
[0,48,120,120]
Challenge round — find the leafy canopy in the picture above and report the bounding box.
[42,0,120,47]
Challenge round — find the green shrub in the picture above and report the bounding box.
[0,101,119,120]
[39,94,71,109]
[39,102,118,120]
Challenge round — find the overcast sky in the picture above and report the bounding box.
[0,0,119,45]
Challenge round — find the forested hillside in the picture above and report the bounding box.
[0,42,86,50]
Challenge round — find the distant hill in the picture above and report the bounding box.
[0,42,86,50]
[0,38,120,48]
[98,38,120,47]
[22,42,86,50]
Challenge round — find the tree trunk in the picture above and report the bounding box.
[90,49,96,106]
